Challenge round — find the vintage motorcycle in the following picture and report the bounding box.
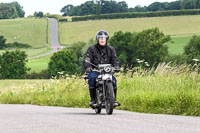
[84,58,120,115]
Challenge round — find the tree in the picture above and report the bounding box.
[148,2,169,11]
[0,35,6,49]
[168,1,181,10]
[0,2,25,19]
[48,50,78,77]
[68,39,96,73]
[132,5,147,12]
[117,1,128,13]
[196,0,200,8]
[184,35,200,63]
[11,2,25,17]
[34,11,43,18]
[109,28,171,67]
[0,50,30,79]
[109,31,133,65]
[96,1,101,16]
[60,0,129,16]
[60,4,74,16]
[181,0,196,9]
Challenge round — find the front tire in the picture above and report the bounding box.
[95,88,102,114]
[105,82,114,115]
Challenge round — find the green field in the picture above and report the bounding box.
[0,18,52,57]
[27,54,52,73]
[0,18,48,47]
[0,18,53,72]
[60,15,200,54]
[167,36,191,54]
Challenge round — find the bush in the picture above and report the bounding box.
[25,70,50,79]
[0,50,30,79]
[59,18,68,22]
[184,35,200,64]
[67,39,96,74]
[48,49,78,77]
[164,54,187,65]
[6,42,32,49]
[0,35,6,49]
[44,14,67,22]
[109,28,171,67]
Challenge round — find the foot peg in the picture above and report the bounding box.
[114,101,121,107]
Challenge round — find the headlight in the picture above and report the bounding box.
[104,66,112,73]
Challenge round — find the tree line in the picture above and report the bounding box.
[0,2,25,19]
[60,0,200,16]
[132,0,200,12]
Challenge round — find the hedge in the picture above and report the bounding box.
[71,9,200,22]
[44,14,68,22]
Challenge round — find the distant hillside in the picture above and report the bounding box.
[0,18,48,48]
[60,15,200,54]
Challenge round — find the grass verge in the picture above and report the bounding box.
[0,63,200,116]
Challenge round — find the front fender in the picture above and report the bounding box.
[102,74,112,81]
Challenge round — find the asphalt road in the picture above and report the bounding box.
[28,18,62,60]
[0,104,200,133]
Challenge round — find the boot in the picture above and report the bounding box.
[114,89,121,106]
[89,89,96,106]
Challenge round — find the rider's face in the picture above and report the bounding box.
[99,37,106,46]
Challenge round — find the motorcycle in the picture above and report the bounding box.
[84,58,120,115]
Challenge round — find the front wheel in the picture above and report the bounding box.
[105,82,114,115]
[95,88,102,114]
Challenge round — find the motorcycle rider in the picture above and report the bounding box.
[83,30,121,107]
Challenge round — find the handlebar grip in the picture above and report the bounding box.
[114,69,120,72]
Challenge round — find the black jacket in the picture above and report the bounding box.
[83,44,120,70]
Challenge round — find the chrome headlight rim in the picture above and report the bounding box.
[104,66,112,73]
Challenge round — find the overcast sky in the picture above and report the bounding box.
[0,0,178,16]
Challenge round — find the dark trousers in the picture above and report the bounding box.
[88,72,117,89]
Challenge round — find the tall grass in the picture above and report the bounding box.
[0,63,200,116]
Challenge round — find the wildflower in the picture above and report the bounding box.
[137,60,144,63]
[145,62,150,67]
[192,59,199,62]
[58,71,64,75]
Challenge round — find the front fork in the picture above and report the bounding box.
[96,76,115,105]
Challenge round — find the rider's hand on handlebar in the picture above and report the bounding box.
[114,66,120,72]
[85,67,92,73]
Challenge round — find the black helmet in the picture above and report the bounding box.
[96,30,109,41]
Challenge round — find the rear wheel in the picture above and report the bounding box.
[105,82,114,115]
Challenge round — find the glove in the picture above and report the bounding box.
[114,66,120,72]
[85,67,92,73]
